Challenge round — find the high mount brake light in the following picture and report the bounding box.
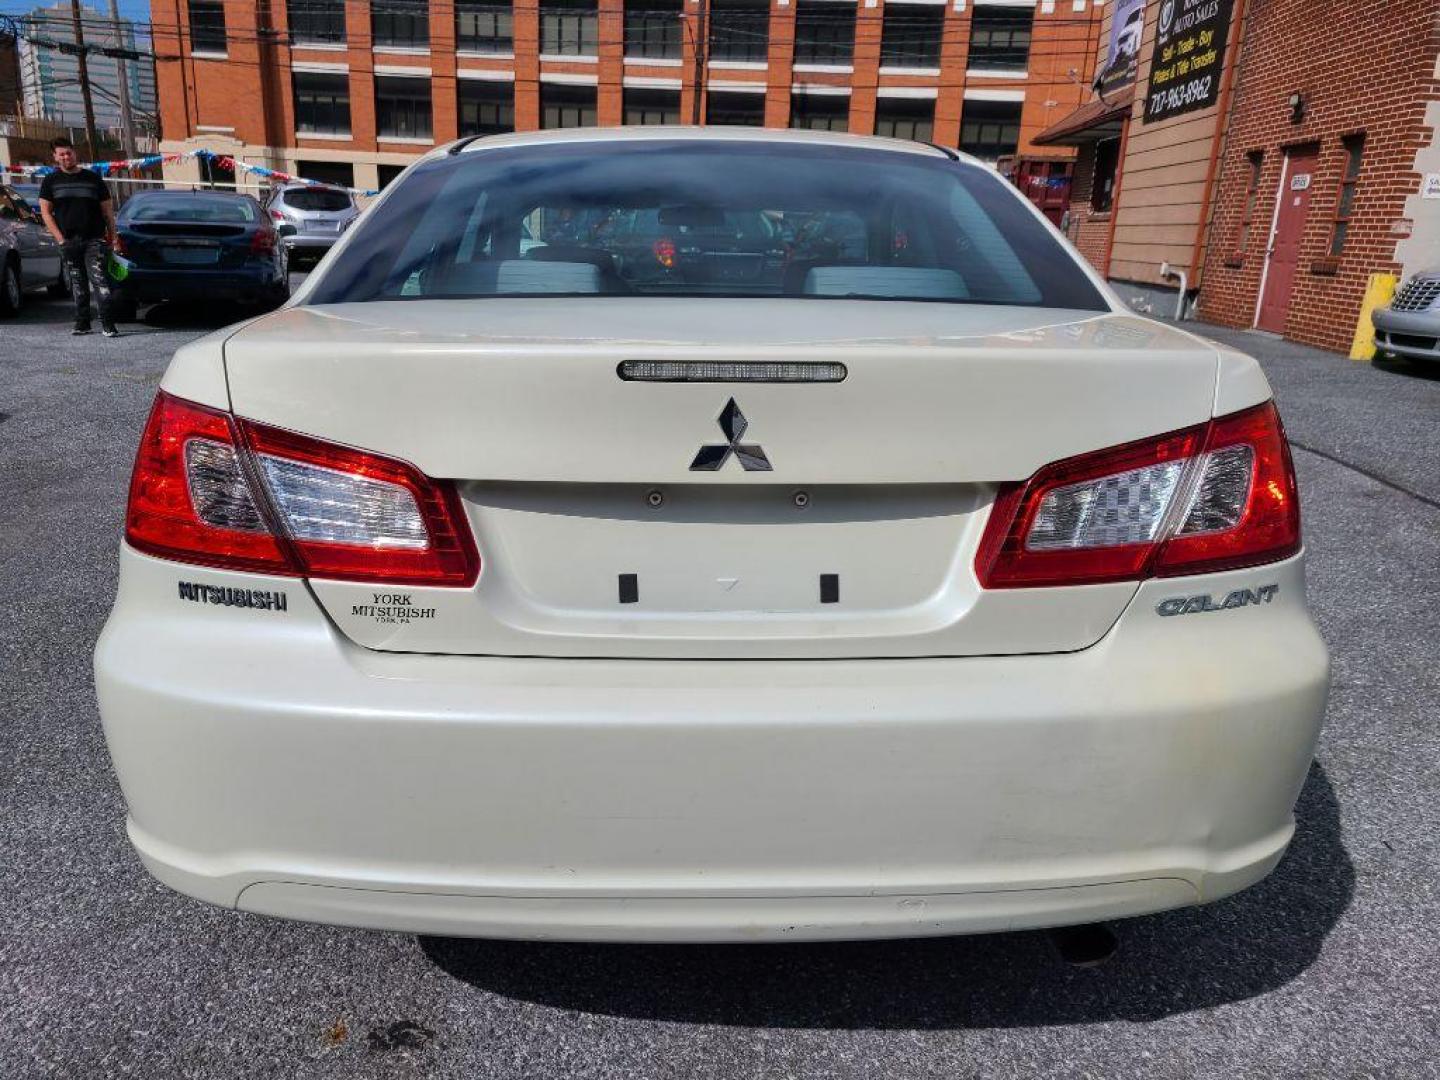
[975,401,1300,589]
[125,392,480,587]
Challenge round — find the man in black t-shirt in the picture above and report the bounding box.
[38,137,119,336]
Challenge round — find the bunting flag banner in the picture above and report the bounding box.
[3,148,380,197]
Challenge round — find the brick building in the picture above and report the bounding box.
[1037,0,1440,353]
[1196,0,1440,353]
[151,0,1106,193]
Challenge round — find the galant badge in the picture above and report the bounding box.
[690,398,772,472]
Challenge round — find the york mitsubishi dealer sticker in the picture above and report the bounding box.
[1144,0,1235,123]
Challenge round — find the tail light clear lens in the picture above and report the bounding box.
[125,392,480,586]
[976,401,1300,588]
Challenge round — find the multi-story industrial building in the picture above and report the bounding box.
[153,0,1107,194]
[17,2,158,132]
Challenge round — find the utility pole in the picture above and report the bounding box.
[67,0,100,159]
[105,0,136,158]
[691,0,709,124]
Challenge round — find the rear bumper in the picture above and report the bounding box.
[1373,306,1440,360]
[95,547,1328,942]
[119,265,284,302]
[282,235,339,254]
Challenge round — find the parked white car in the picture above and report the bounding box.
[95,128,1329,943]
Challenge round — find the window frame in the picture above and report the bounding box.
[187,0,228,54]
[1328,133,1364,258]
[1090,136,1121,214]
[372,0,431,49]
[288,0,346,46]
[624,0,683,60]
[879,3,945,69]
[292,70,353,136]
[540,0,600,56]
[456,2,515,54]
[708,0,770,63]
[793,0,856,66]
[458,79,516,136]
[374,75,434,140]
[967,6,1033,71]
[872,97,935,142]
[1233,150,1263,254]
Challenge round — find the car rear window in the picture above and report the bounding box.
[281,188,352,212]
[124,196,257,223]
[307,141,1107,310]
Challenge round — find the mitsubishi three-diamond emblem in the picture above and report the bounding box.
[689,398,772,472]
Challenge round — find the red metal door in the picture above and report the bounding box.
[1256,147,1318,334]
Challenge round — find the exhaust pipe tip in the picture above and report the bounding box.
[1048,923,1119,968]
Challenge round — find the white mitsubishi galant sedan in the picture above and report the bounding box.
[95,128,1329,942]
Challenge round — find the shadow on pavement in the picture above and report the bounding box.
[420,764,1351,1029]
[1373,354,1440,382]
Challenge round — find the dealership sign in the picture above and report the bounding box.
[1144,0,1234,122]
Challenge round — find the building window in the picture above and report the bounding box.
[959,99,1021,161]
[709,0,769,62]
[187,0,227,53]
[542,83,597,128]
[372,0,429,49]
[541,0,599,55]
[377,163,407,189]
[873,97,934,142]
[706,89,765,126]
[790,92,849,132]
[968,6,1032,70]
[625,0,682,59]
[293,72,351,135]
[375,76,433,139]
[456,2,514,53]
[289,0,345,45]
[295,160,355,188]
[459,80,515,135]
[1235,150,1263,251]
[794,0,855,65]
[624,87,681,125]
[1091,135,1120,212]
[1329,134,1364,257]
[880,4,944,69]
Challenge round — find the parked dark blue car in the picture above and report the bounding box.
[111,190,289,318]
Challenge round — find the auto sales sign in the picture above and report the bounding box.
[1144,0,1234,122]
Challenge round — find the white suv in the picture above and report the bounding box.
[95,129,1328,943]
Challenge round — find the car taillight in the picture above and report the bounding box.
[111,232,128,257]
[125,392,480,586]
[250,228,276,254]
[653,238,676,269]
[975,401,1300,588]
[270,209,285,222]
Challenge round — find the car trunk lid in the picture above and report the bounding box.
[223,298,1222,659]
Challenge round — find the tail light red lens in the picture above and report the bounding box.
[976,401,1300,588]
[111,232,129,257]
[250,228,277,255]
[125,392,480,587]
[653,238,676,269]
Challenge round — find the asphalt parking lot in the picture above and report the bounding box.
[2,288,1438,1078]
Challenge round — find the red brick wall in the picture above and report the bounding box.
[1065,139,1119,271]
[154,0,1104,166]
[1197,0,1440,352]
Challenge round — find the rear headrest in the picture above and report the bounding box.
[434,259,603,295]
[802,266,970,300]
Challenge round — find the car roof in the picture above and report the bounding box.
[443,125,973,164]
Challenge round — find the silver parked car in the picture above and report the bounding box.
[1373,269,1440,363]
[262,182,359,265]
[0,183,65,315]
